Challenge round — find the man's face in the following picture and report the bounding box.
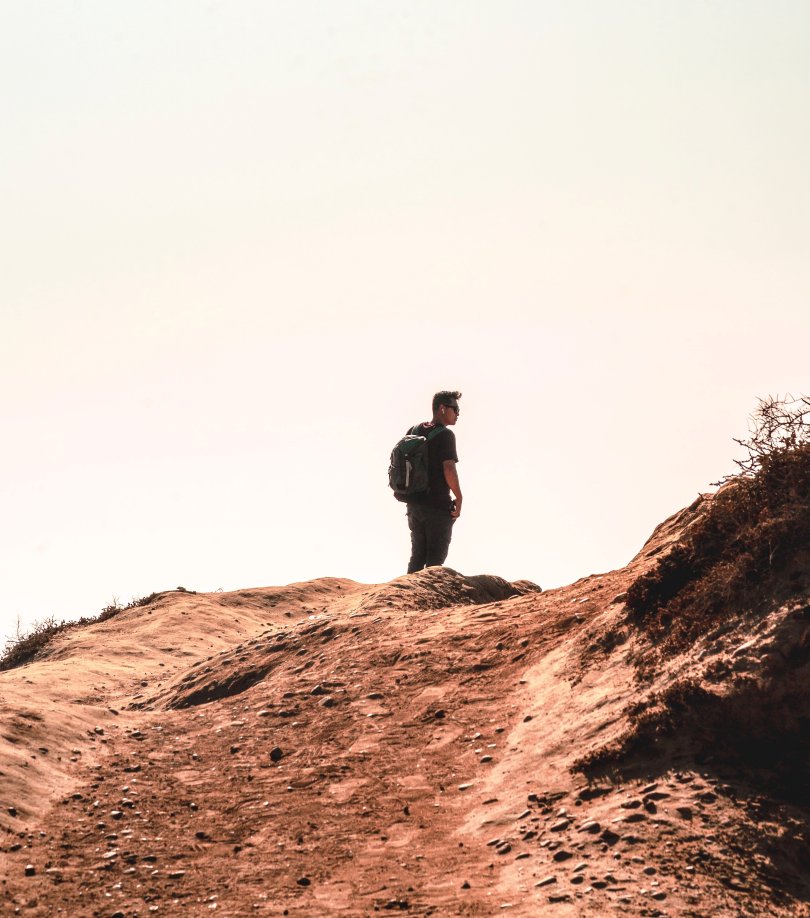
[440,402,460,426]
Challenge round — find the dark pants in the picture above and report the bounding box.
[406,504,455,574]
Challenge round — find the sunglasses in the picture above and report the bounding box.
[444,404,460,415]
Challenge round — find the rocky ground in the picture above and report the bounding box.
[3,500,810,916]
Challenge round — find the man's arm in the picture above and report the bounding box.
[443,459,462,519]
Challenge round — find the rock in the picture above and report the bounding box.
[458,783,474,792]
[111,811,123,820]
[611,592,627,604]
[623,812,647,823]
[641,783,658,794]
[310,684,328,695]
[548,893,572,903]
[461,881,471,889]
[676,806,693,820]
[230,745,241,754]
[600,829,621,846]
[383,901,409,911]
[24,864,35,877]
[552,850,572,862]
[168,870,186,879]
[579,821,601,834]
[320,697,336,708]
[621,800,641,809]
[523,715,533,723]
[7,807,17,817]
[497,843,512,855]
[195,831,210,840]
[550,819,570,832]
[270,747,284,762]
[535,876,557,887]
[297,876,311,886]
[434,710,446,719]
[367,692,384,700]
[480,755,493,763]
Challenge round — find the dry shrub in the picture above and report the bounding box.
[0,592,160,671]
[627,397,810,655]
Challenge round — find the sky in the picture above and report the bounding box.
[2,0,809,646]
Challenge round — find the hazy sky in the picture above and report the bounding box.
[3,1,809,644]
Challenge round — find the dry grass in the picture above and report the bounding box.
[0,593,160,671]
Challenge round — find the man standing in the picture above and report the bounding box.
[405,390,462,574]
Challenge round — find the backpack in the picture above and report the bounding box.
[388,425,448,502]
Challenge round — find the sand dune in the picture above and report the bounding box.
[3,495,810,915]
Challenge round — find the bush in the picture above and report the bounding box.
[627,396,810,654]
[0,592,160,671]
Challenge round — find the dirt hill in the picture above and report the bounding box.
[3,494,810,917]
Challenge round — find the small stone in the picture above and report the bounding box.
[434,710,446,719]
[195,831,210,840]
[24,864,36,877]
[550,819,570,832]
[110,811,123,820]
[367,692,384,700]
[461,881,471,889]
[643,866,657,875]
[570,874,584,885]
[676,807,693,820]
[168,870,186,879]
[7,807,18,817]
[297,876,311,887]
[535,876,557,887]
[230,745,240,754]
[652,891,667,900]
[497,843,512,855]
[480,755,493,763]
[552,850,572,862]
[458,783,473,792]
[523,715,533,723]
[579,821,601,834]
[320,696,336,708]
[270,747,283,762]
[548,893,572,903]
[310,684,327,695]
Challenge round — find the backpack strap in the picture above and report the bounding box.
[426,425,449,441]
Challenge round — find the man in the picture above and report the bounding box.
[405,390,462,574]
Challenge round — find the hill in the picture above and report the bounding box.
[2,492,810,916]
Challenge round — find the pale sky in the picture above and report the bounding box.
[2,1,809,644]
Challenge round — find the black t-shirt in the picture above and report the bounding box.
[407,422,459,510]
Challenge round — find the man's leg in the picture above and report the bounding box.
[424,507,455,567]
[406,505,428,573]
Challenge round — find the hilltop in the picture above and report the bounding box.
[2,488,810,916]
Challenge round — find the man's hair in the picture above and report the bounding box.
[432,390,462,414]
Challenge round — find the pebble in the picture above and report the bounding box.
[320,697,336,708]
[535,876,557,887]
[552,850,572,862]
[270,747,284,762]
[24,864,35,877]
[297,877,311,887]
[550,819,570,832]
[8,807,17,817]
[458,783,473,792]
[367,692,384,700]
[480,755,493,763]
[461,881,471,889]
[497,844,512,855]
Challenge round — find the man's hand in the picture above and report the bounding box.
[443,459,462,520]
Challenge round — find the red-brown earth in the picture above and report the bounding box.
[2,496,810,917]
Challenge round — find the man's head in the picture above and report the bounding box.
[432,390,462,426]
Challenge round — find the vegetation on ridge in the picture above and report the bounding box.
[626,395,810,655]
[0,593,160,672]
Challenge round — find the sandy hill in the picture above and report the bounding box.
[2,493,810,917]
